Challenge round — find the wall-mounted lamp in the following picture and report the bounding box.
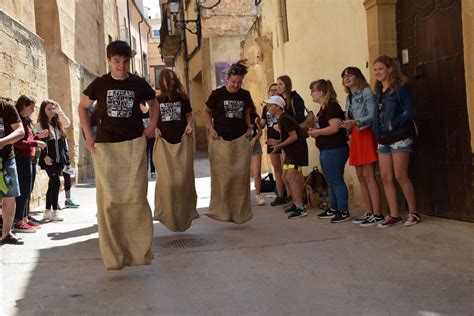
[168,0,200,35]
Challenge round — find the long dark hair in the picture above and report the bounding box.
[340,67,370,94]
[277,75,293,112]
[158,69,189,101]
[15,95,36,116]
[37,100,67,138]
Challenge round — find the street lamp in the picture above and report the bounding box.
[168,0,200,35]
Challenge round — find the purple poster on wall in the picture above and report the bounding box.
[215,62,232,88]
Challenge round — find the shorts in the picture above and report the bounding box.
[0,158,21,198]
[252,140,263,155]
[377,137,413,154]
[283,164,302,172]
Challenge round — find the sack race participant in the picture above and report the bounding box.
[78,40,158,270]
[153,69,199,232]
[204,60,254,224]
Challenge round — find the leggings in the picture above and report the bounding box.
[14,157,33,221]
[44,163,63,210]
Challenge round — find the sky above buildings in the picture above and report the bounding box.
[143,0,161,19]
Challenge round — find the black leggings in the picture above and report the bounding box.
[14,157,33,221]
[147,138,155,173]
[63,170,71,192]
[44,163,63,210]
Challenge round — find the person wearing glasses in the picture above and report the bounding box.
[308,79,350,223]
[204,60,254,224]
[340,67,383,227]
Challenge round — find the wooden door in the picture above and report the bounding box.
[396,0,473,221]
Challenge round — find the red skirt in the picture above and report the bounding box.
[349,127,378,166]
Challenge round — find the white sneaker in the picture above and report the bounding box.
[43,210,53,221]
[255,194,265,206]
[52,210,64,222]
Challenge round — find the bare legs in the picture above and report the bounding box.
[355,163,381,216]
[378,152,417,217]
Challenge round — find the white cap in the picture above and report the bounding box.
[264,95,286,108]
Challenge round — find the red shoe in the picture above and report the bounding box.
[26,220,41,229]
[376,216,402,228]
[13,222,37,233]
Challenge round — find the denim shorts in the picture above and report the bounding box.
[0,158,20,198]
[377,137,413,154]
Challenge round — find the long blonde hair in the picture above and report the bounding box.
[309,79,338,107]
[373,55,408,92]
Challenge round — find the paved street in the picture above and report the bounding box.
[1,155,473,315]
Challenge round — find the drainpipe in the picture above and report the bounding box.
[275,0,286,73]
[138,15,144,77]
[126,0,132,43]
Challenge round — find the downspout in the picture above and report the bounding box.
[275,0,286,73]
[126,0,132,43]
[138,15,144,77]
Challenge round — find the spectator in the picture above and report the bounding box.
[372,55,420,228]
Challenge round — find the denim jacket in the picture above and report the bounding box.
[373,84,416,140]
[345,87,376,130]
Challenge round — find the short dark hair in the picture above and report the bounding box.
[106,40,132,58]
[227,60,248,78]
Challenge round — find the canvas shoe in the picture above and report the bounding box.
[376,216,402,228]
[43,210,53,221]
[359,214,384,227]
[403,213,422,227]
[255,194,265,206]
[52,210,64,222]
[13,222,36,233]
[352,212,372,224]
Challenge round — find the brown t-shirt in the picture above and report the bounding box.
[315,101,348,150]
[157,95,192,144]
[83,73,156,143]
[278,112,308,166]
[206,86,254,141]
[261,106,280,140]
[0,101,21,161]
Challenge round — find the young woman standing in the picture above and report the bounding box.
[36,100,70,222]
[13,95,47,233]
[372,55,420,228]
[341,67,383,227]
[308,80,350,223]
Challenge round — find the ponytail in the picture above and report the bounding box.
[309,79,338,107]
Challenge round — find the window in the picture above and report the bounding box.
[154,66,165,88]
[152,29,160,38]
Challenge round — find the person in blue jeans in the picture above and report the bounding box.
[308,79,350,223]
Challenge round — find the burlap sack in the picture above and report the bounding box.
[205,134,253,223]
[153,134,199,232]
[94,136,153,270]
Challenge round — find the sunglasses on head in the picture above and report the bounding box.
[228,67,245,76]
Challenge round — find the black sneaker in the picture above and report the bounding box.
[317,208,336,219]
[27,216,41,224]
[1,233,24,245]
[331,211,351,223]
[284,204,297,213]
[271,196,286,206]
[288,208,307,219]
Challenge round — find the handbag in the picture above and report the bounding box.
[303,166,328,209]
[291,102,314,138]
[260,173,276,192]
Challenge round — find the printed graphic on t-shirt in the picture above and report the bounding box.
[160,101,182,122]
[106,90,135,118]
[223,100,244,119]
[266,111,278,127]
